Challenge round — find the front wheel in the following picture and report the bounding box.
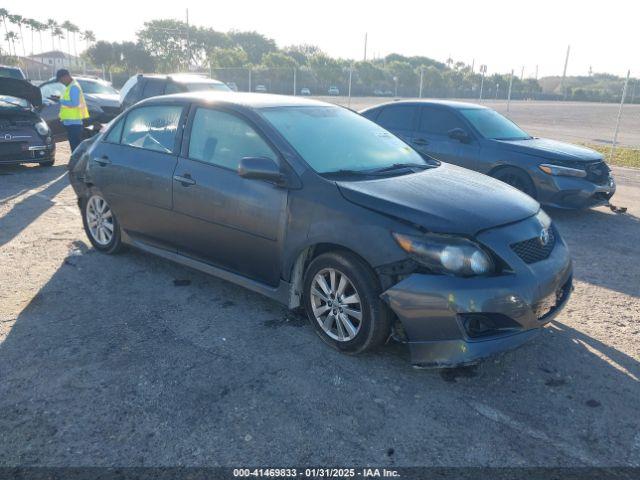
[493,166,537,199]
[303,251,391,354]
[81,189,123,254]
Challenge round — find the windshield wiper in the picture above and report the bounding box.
[369,163,432,173]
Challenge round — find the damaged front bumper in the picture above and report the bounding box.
[380,216,573,368]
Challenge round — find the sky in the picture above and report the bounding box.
[6,0,639,78]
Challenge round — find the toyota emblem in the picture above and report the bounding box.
[539,228,550,246]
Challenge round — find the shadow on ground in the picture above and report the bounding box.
[548,206,640,298]
[0,244,638,467]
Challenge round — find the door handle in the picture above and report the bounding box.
[173,174,196,186]
[94,155,111,166]
[413,138,430,146]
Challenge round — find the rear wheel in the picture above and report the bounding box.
[303,251,391,354]
[493,167,536,199]
[81,189,123,254]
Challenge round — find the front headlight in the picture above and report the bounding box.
[539,164,587,178]
[35,121,50,136]
[393,232,495,277]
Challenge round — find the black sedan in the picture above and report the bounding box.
[361,100,616,209]
[0,78,55,166]
[68,93,572,367]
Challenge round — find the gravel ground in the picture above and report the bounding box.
[0,146,639,467]
[316,97,640,149]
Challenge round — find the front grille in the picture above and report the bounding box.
[585,161,610,185]
[0,141,27,157]
[510,228,556,264]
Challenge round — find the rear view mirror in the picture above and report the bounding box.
[448,128,470,143]
[238,156,285,185]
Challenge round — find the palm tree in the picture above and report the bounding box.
[0,9,10,55]
[33,20,46,54]
[24,18,37,55]
[53,27,65,56]
[61,21,73,63]
[68,23,80,66]
[46,19,57,51]
[4,31,18,57]
[81,29,95,52]
[8,14,26,58]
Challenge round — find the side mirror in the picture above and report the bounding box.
[448,128,470,143]
[238,156,285,185]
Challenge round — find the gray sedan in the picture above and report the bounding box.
[68,93,572,367]
[361,100,616,209]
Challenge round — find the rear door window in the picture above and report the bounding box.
[121,105,183,153]
[376,105,417,131]
[419,107,466,136]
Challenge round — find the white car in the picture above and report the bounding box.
[255,84,267,93]
[300,87,311,96]
[328,86,339,96]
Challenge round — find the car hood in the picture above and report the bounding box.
[0,77,42,108]
[85,93,121,107]
[337,163,539,236]
[493,137,602,162]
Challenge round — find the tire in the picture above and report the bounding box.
[493,166,537,199]
[81,188,124,254]
[303,251,392,355]
[39,158,55,167]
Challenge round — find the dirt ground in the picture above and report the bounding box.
[0,145,639,467]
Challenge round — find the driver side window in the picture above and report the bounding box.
[188,108,277,170]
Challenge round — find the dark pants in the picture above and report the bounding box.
[65,124,83,153]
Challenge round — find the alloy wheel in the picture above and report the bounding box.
[310,268,363,342]
[86,195,114,246]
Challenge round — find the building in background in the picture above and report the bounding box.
[28,51,80,69]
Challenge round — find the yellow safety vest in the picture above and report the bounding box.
[59,80,90,121]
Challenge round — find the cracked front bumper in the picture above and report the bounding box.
[381,216,573,368]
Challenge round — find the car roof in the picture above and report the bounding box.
[43,75,112,84]
[363,99,487,111]
[139,73,225,85]
[143,91,332,109]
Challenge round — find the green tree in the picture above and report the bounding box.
[118,41,155,73]
[208,47,248,68]
[228,31,276,64]
[86,40,117,72]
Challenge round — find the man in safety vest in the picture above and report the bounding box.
[55,69,89,153]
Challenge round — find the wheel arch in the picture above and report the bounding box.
[286,242,378,309]
[488,164,538,199]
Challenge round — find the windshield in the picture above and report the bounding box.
[459,108,531,140]
[185,82,232,92]
[261,106,427,174]
[0,66,25,80]
[77,79,118,95]
[0,95,29,109]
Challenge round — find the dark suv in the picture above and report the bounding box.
[120,73,232,109]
